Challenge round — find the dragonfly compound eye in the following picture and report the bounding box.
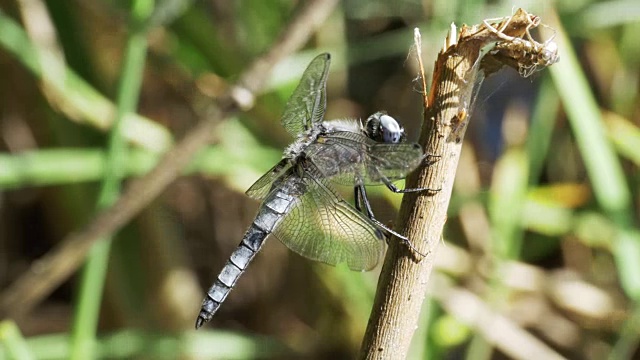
[379,114,405,144]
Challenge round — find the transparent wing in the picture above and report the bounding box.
[305,131,424,185]
[280,53,331,137]
[272,162,385,271]
[246,159,290,200]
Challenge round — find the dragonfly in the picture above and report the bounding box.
[195,53,428,328]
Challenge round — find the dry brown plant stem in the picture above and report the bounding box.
[359,9,557,359]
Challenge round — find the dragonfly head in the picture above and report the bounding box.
[365,111,406,144]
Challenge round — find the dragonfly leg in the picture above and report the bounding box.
[424,153,441,166]
[354,185,363,212]
[382,176,440,194]
[355,185,427,258]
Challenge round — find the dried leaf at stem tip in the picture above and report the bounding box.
[442,8,559,141]
[461,8,559,78]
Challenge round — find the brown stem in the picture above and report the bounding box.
[359,9,557,359]
[0,0,339,320]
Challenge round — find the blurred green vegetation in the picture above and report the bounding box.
[1,0,640,359]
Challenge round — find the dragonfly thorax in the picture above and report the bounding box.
[284,119,362,160]
[284,125,323,160]
[365,112,406,144]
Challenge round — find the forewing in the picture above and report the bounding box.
[366,142,424,182]
[246,159,290,200]
[307,131,424,185]
[280,53,331,137]
[272,165,385,271]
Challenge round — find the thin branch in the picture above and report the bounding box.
[359,9,559,359]
[0,0,339,320]
[412,28,428,110]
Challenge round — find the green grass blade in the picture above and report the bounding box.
[69,1,155,359]
[0,321,35,360]
[527,76,560,184]
[2,328,287,359]
[489,149,529,259]
[548,11,640,300]
[0,149,156,189]
[605,113,640,166]
[0,9,172,152]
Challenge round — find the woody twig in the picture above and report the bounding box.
[360,9,559,359]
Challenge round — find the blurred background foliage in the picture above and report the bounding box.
[0,0,639,359]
